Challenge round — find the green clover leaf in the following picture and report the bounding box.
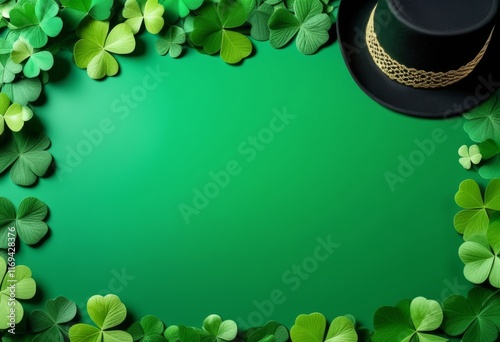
[0,77,42,105]
[247,2,273,41]
[69,294,133,342]
[0,54,23,85]
[0,93,33,135]
[0,257,36,329]
[191,0,252,64]
[29,296,77,342]
[268,0,331,55]
[60,0,113,30]
[11,39,54,78]
[9,0,63,48]
[74,18,136,79]
[372,297,447,342]
[123,0,165,34]
[164,325,200,342]
[161,0,204,24]
[459,144,482,170]
[200,314,237,342]
[477,140,500,179]
[464,91,500,146]
[0,129,52,186]
[0,197,49,249]
[289,313,357,342]
[442,286,500,342]
[155,25,185,57]
[127,315,167,342]
[454,179,500,239]
[247,321,289,342]
[0,0,15,28]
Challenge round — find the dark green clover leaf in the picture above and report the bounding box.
[156,25,185,57]
[442,287,500,342]
[247,321,288,342]
[0,54,22,85]
[9,0,63,48]
[161,0,204,24]
[191,0,253,64]
[373,297,447,342]
[128,315,167,342]
[464,91,500,146]
[247,1,273,41]
[454,179,500,239]
[268,0,331,54]
[290,313,357,342]
[1,77,42,105]
[164,325,200,342]
[478,140,500,179]
[0,130,52,186]
[60,0,113,30]
[30,296,77,342]
[0,197,49,249]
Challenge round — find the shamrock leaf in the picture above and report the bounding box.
[0,77,42,105]
[442,286,500,342]
[247,321,289,342]
[161,0,204,23]
[247,2,273,41]
[60,0,113,29]
[454,179,500,239]
[290,313,357,342]
[11,39,54,78]
[476,140,500,179]
[464,91,500,145]
[155,25,185,57]
[123,0,165,34]
[459,145,482,169]
[69,294,133,342]
[201,314,237,342]
[0,197,48,249]
[164,325,200,342]
[373,297,447,342]
[191,0,252,64]
[9,0,63,48]
[0,54,22,85]
[0,93,33,135]
[30,296,77,342]
[0,130,52,186]
[127,315,167,342]
[74,18,136,79]
[0,257,36,329]
[268,0,331,54]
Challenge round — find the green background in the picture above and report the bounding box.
[3,32,478,332]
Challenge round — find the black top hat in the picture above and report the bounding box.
[337,0,500,118]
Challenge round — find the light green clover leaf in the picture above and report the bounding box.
[123,0,165,34]
[9,0,63,48]
[69,294,133,342]
[0,196,49,249]
[161,0,204,24]
[0,77,42,105]
[30,296,77,342]
[0,257,36,329]
[289,313,357,342]
[268,0,331,54]
[191,0,252,64]
[454,179,500,239]
[127,315,167,342]
[11,39,54,78]
[464,91,500,146]
[200,314,237,342]
[0,0,16,28]
[247,321,289,342]
[442,286,500,342]
[0,54,22,85]
[372,297,447,342]
[155,25,185,57]
[74,18,136,79]
[60,0,113,30]
[0,93,33,135]
[164,325,200,342]
[0,129,52,186]
[459,144,482,169]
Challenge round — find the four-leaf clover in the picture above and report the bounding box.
[30,296,77,342]
[459,144,482,169]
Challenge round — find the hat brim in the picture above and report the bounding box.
[336,0,500,119]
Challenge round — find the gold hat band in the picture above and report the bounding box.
[365,5,495,89]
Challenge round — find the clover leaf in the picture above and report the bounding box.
[442,286,500,342]
[459,144,482,170]
[123,0,165,34]
[191,0,252,64]
[0,197,49,249]
[164,325,200,342]
[0,93,33,135]
[11,39,54,78]
[60,0,113,29]
[289,313,357,342]
[0,257,36,329]
[200,314,237,342]
[454,179,500,239]
[372,297,447,342]
[0,54,22,85]
[161,0,203,24]
[247,321,289,342]
[268,0,331,54]
[247,2,273,41]
[477,140,500,179]
[0,129,52,186]
[155,25,185,57]
[74,18,136,79]
[464,92,500,146]
[9,0,63,48]
[29,296,77,342]
[69,294,133,342]
[0,77,42,105]
[127,315,167,342]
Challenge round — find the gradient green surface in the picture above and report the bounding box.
[4,33,479,332]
